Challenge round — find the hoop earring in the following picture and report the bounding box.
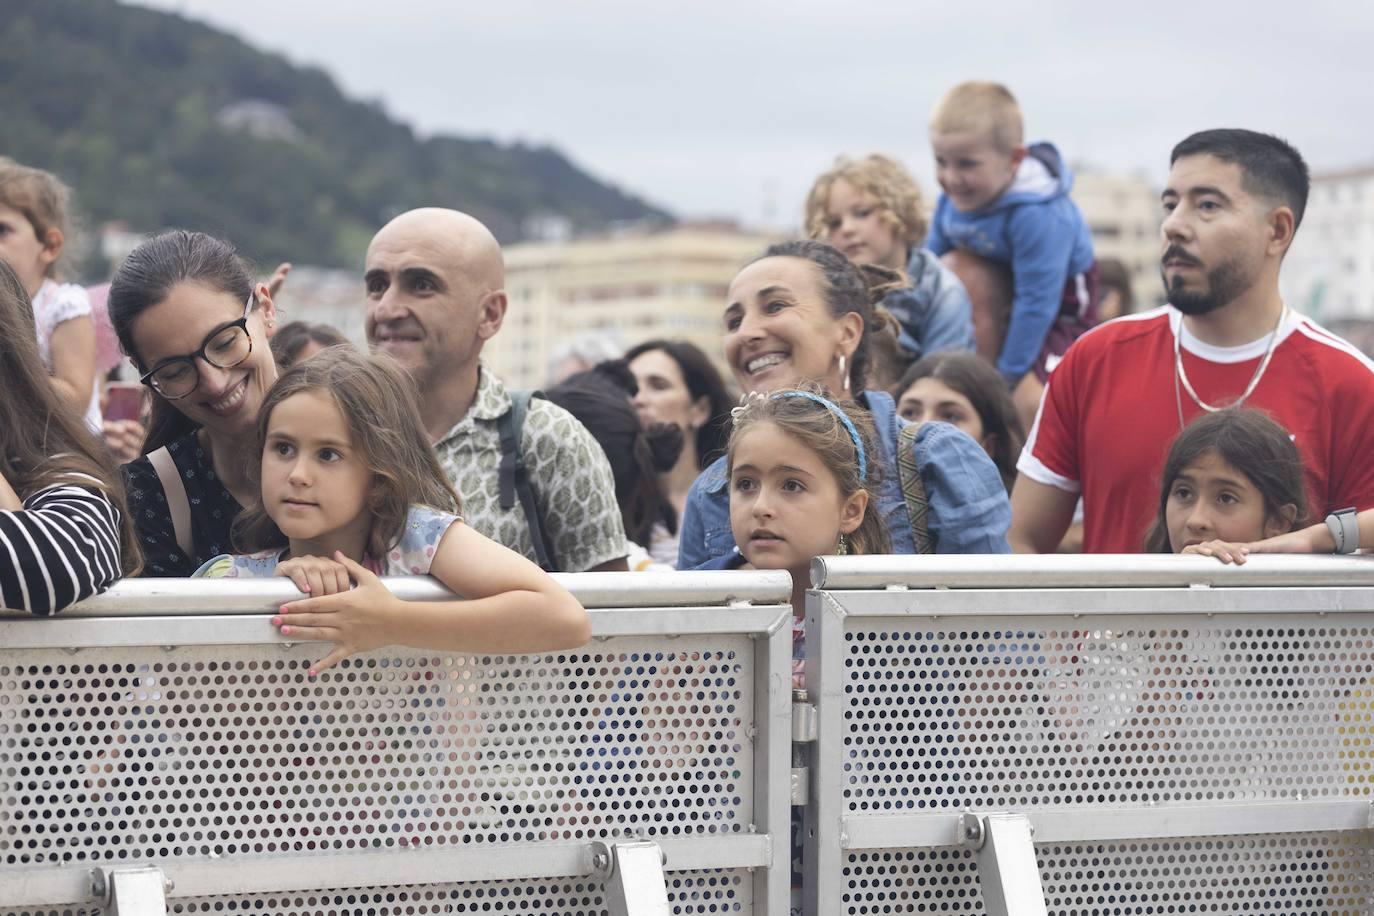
[836,533,849,556]
[838,354,850,392]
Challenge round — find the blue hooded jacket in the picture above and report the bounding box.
[925,142,1095,384]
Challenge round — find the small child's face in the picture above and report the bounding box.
[0,202,57,296]
[1166,449,1289,551]
[931,131,1021,213]
[729,421,864,575]
[261,390,373,547]
[820,179,907,271]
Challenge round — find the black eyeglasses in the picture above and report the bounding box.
[140,293,256,400]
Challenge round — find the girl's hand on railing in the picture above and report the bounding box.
[273,552,402,675]
[275,554,352,596]
[1180,540,1250,564]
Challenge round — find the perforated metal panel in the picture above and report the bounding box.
[0,639,751,868]
[840,832,1372,915]
[0,620,787,916]
[0,869,749,916]
[804,581,1374,914]
[841,618,1374,813]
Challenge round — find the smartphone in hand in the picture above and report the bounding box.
[103,382,144,423]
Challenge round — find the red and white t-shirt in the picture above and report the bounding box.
[1020,306,1374,553]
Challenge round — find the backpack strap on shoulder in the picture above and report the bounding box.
[497,390,559,572]
[896,423,936,555]
[147,445,195,561]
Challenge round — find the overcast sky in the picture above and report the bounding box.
[137,0,1374,229]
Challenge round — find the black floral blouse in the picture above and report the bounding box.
[122,432,243,577]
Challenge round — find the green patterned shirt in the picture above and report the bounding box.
[433,366,627,572]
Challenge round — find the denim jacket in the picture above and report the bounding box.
[676,389,1010,568]
[884,248,976,361]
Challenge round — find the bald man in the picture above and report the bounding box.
[364,208,628,572]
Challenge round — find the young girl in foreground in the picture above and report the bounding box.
[197,347,590,672]
[1144,408,1307,557]
[695,387,889,687]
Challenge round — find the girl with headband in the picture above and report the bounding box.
[693,385,888,689]
[678,239,1009,568]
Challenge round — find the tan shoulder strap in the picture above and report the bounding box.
[896,423,936,555]
[147,446,194,560]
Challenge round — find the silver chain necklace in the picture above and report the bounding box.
[1173,305,1287,430]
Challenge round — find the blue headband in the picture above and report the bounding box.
[770,391,867,482]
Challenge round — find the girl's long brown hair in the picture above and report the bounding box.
[0,261,141,574]
[727,384,890,556]
[231,346,460,560]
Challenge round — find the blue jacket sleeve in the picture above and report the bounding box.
[922,196,954,257]
[914,421,1011,554]
[996,205,1078,384]
[676,476,711,570]
[918,269,976,355]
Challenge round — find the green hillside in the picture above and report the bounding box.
[0,0,670,273]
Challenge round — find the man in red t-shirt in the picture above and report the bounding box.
[1012,129,1374,554]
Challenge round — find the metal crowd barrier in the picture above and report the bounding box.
[800,555,1374,916]
[0,572,795,916]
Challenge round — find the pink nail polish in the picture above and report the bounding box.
[281,625,291,635]
[271,617,281,626]
[308,670,317,678]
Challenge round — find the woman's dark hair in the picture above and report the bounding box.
[623,338,733,469]
[232,346,459,560]
[894,353,1024,493]
[270,321,351,369]
[1144,407,1309,553]
[546,363,682,546]
[0,260,141,575]
[751,239,904,392]
[107,230,259,455]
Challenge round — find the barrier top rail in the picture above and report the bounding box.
[810,552,1374,590]
[0,569,794,619]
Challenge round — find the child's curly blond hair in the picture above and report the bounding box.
[805,154,928,252]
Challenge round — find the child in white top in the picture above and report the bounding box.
[0,158,101,430]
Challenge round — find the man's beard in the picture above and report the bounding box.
[1161,253,1250,316]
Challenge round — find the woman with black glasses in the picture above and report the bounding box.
[109,230,281,575]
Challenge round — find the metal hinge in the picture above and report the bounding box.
[791,766,809,805]
[590,840,671,916]
[90,866,172,916]
[792,692,817,743]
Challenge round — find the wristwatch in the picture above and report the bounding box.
[1325,506,1360,554]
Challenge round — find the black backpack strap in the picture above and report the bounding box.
[497,390,559,572]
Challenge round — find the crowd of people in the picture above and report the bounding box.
[5,80,1374,679]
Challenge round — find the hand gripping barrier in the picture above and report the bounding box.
[0,572,795,916]
[800,554,1374,916]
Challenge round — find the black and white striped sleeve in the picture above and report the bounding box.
[0,484,125,616]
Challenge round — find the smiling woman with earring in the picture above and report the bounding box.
[675,239,1011,568]
[109,230,281,576]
